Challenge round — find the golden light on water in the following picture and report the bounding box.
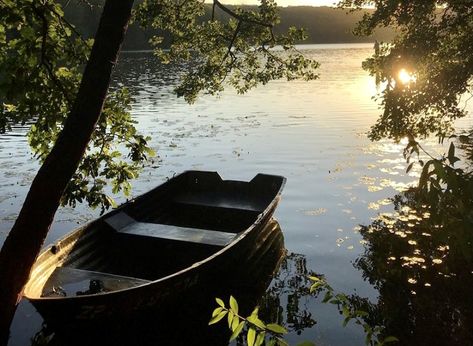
[398,68,416,85]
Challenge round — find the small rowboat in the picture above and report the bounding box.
[24,171,286,324]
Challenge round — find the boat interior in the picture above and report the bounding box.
[25,172,285,299]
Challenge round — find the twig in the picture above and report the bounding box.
[222,21,241,63]
[212,0,216,21]
[213,0,272,28]
[42,59,74,106]
[31,4,74,105]
[47,4,89,47]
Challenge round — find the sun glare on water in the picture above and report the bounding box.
[398,68,416,85]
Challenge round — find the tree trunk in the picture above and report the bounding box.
[0,0,135,342]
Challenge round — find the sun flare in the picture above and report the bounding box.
[398,68,416,85]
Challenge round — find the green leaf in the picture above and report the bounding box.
[247,315,266,330]
[250,306,260,317]
[229,321,245,341]
[277,338,290,346]
[354,310,369,317]
[382,336,399,344]
[215,297,225,307]
[227,310,234,328]
[247,327,256,346]
[310,280,325,292]
[231,315,240,331]
[266,323,287,334]
[212,307,223,318]
[255,331,266,346]
[322,290,333,303]
[105,195,117,208]
[229,295,239,314]
[208,310,227,325]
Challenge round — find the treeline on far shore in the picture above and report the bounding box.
[63,1,394,50]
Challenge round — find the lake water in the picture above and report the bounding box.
[1,43,471,345]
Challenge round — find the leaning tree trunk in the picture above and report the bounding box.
[0,0,135,342]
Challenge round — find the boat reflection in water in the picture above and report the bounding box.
[31,219,286,346]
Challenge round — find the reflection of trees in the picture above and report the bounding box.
[259,253,322,335]
[352,187,473,345]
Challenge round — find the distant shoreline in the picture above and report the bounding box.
[120,42,375,54]
[64,3,392,51]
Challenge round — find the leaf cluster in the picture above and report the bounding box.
[210,295,294,346]
[1,0,155,212]
[403,136,473,225]
[135,0,319,103]
[61,89,156,213]
[210,280,398,346]
[1,0,319,212]
[339,0,473,239]
[308,276,398,346]
[339,0,473,142]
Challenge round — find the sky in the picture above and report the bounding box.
[218,0,339,7]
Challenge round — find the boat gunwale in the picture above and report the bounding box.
[24,170,286,301]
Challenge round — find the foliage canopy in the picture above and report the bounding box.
[0,0,318,212]
[339,0,473,224]
[339,0,473,142]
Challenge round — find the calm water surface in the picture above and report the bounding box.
[1,43,469,345]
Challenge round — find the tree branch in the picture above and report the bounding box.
[212,0,273,28]
[222,21,241,64]
[47,4,90,47]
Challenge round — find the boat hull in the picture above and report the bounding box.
[24,171,286,326]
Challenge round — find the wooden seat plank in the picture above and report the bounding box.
[105,212,236,247]
[173,197,262,212]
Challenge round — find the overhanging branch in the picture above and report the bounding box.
[212,0,273,29]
